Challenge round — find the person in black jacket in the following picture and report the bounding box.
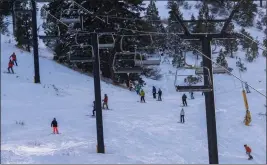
[152,86,157,99]
[182,94,187,106]
[51,118,59,134]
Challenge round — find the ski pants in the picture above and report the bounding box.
[8,67,14,73]
[158,94,162,101]
[180,115,185,123]
[153,93,156,99]
[246,152,253,159]
[92,109,96,116]
[53,127,59,134]
[141,96,145,102]
[102,102,109,109]
[13,60,17,66]
[182,99,187,106]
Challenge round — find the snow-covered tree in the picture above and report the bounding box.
[216,49,228,67]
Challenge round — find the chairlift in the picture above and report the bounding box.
[120,34,154,52]
[175,67,213,92]
[38,24,60,40]
[60,9,81,24]
[134,52,161,66]
[68,45,94,63]
[98,32,115,49]
[75,31,92,45]
[112,52,143,73]
[195,66,228,75]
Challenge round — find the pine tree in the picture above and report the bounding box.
[236,58,247,72]
[172,50,185,68]
[233,0,257,27]
[0,15,8,34]
[216,49,228,67]
[145,0,166,50]
[14,1,32,52]
[246,39,259,62]
[263,38,267,57]
[222,22,238,58]
[239,28,253,50]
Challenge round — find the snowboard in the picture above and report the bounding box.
[248,156,253,160]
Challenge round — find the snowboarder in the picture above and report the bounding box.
[102,94,109,109]
[10,52,17,66]
[245,82,251,93]
[7,60,14,74]
[92,101,96,116]
[140,89,145,103]
[157,88,162,101]
[129,80,133,91]
[182,93,187,106]
[190,92,194,99]
[244,144,253,160]
[152,86,157,99]
[180,108,185,123]
[51,118,59,134]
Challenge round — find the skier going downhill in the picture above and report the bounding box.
[10,52,17,66]
[102,94,109,109]
[180,108,185,123]
[152,86,157,99]
[157,88,162,101]
[244,144,253,160]
[182,93,187,106]
[92,101,96,116]
[51,118,59,134]
[140,89,145,103]
[7,60,14,74]
[190,92,194,99]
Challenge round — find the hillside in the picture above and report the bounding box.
[1,1,266,164]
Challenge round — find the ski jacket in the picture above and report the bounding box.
[51,120,58,127]
[10,54,16,61]
[182,94,187,100]
[158,90,162,95]
[152,87,156,93]
[245,146,251,153]
[8,61,14,68]
[103,96,108,103]
[180,109,185,116]
[140,90,145,96]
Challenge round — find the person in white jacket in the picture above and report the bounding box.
[180,108,185,123]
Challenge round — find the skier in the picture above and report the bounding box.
[244,144,253,160]
[135,84,141,95]
[182,93,187,106]
[245,82,251,93]
[102,94,109,109]
[10,52,17,66]
[129,80,133,91]
[180,108,185,123]
[152,86,157,99]
[51,118,59,134]
[157,88,162,101]
[92,101,96,116]
[7,60,14,74]
[140,89,145,103]
[190,92,194,99]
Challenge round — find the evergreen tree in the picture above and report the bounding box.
[239,28,253,50]
[144,0,166,50]
[0,15,8,34]
[236,58,247,72]
[222,22,238,58]
[246,39,259,62]
[216,49,228,67]
[233,0,257,27]
[14,1,32,52]
[263,38,267,57]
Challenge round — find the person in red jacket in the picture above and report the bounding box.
[102,94,109,109]
[8,60,14,74]
[10,52,17,66]
[244,144,253,160]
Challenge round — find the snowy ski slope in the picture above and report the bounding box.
[1,2,266,164]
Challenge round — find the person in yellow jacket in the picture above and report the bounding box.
[140,89,146,103]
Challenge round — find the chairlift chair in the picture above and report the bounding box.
[113,52,143,73]
[60,9,81,24]
[38,24,61,40]
[75,31,92,45]
[195,66,227,75]
[175,67,213,92]
[120,34,154,52]
[98,33,115,49]
[134,52,161,66]
[68,45,94,63]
